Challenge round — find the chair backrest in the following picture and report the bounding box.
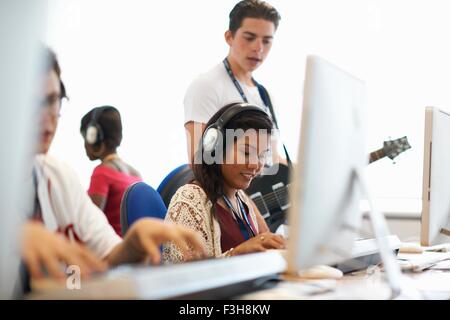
[157,164,194,208]
[120,182,167,235]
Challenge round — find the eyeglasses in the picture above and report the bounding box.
[40,93,63,117]
[235,147,271,165]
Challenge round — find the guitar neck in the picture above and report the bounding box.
[369,148,386,163]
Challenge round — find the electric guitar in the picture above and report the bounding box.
[368,136,411,164]
[246,136,412,232]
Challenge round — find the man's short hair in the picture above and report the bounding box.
[45,47,67,100]
[229,0,281,35]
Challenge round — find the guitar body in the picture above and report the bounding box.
[245,164,291,232]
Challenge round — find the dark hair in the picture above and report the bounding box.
[44,47,67,100]
[192,103,273,204]
[229,0,281,35]
[80,106,123,150]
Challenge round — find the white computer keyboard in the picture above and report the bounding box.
[397,251,450,272]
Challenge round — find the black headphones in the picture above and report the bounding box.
[84,106,109,145]
[202,102,269,155]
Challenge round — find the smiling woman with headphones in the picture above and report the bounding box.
[163,103,285,263]
[80,106,142,236]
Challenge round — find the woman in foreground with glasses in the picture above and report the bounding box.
[163,103,285,263]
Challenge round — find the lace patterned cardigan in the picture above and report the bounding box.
[162,183,260,263]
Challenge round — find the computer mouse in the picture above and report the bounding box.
[399,242,424,254]
[296,265,343,280]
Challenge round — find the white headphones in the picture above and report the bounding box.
[202,103,268,154]
[84,106,107,145]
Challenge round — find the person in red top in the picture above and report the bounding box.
[80,106,142,236]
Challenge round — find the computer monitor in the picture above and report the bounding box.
[0,1,46,298]
[421,106,450,246]
[287,55,367,271]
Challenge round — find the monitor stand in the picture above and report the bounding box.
[354,167,422,299]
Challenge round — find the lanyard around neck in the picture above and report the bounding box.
[223,58,255,104]
[222,193,255,239]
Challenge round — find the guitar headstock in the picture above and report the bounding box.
[383,136,411,160]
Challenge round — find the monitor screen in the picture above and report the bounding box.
[421,106,450,246]
[287,55,367,271]
[0,1,46,298]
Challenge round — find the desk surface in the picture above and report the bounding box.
[242,251,450,300]
[28,252,450,300]
[240,268,450,300]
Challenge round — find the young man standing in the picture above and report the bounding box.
[184,0,283,165]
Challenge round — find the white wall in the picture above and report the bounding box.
[45,0,450,211]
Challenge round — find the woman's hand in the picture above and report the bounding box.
[107,218,207,266]
[232,232,285,256]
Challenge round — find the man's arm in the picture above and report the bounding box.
[185,121,206,167]
[72,172,207,266]
[105,218,206,266]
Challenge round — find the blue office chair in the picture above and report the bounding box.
[120,182,167,235]
[157,164,194,208]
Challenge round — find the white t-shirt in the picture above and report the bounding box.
[184,62,269,124]
[34,154,122,259]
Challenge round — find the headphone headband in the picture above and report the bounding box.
[202,102,269,154]
[215,103,265,129]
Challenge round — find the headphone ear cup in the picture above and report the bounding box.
[202,126,220,153]
[84,106,106,145]
[85,124,98,145]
